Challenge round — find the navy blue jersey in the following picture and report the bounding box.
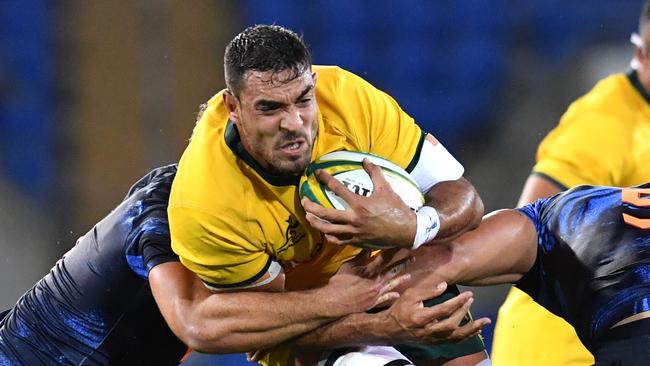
[0,165,187,365]
[516,183,650,351]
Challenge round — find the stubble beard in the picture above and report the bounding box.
[267,144,313,177]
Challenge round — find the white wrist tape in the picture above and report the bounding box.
[413,206,440,249]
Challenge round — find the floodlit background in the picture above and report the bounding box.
[0,1,643,363]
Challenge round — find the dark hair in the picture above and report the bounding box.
[224,25,312,96]
[641,0,650,32]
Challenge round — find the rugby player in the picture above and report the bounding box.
[0,164,480,365]
[168,24,489,366]
[385,182,650,366]
[493,1,650,364]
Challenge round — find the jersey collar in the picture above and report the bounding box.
[627,70,650,106]
[224,121,300,186]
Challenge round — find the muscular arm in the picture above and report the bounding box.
[425,177,483,243]
[292,285,485,351]
[150,262,334,353]
[289,210,533,352]
[409,209,538,287]
[421,134,483,243]
[149,255,407,353]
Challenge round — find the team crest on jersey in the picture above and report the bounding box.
[277,216,306,254]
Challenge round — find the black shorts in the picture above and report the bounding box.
[593,317,650,366]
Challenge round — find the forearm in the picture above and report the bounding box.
[407,209,536,288]
[179,288,341,353]
[151,262,345,353]
[294,311,389,350]
[425,177,483,243]
[294,284,484,352]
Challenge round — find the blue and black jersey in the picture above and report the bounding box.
[0,165,186,365]
[516,183,650,352]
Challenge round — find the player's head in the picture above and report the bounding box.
[223,25,318,177]
[633,0,650,89]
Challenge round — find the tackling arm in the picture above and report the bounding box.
[289,209,534,353]
[409,209,538,287]
[292,283,487,352]
[149,254,409,353]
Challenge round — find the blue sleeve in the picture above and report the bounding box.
[125,216,179,280]
[123,166,179,280]
[514,196,565,316]
[516,196,558,253]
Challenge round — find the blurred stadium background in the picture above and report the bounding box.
[0,0,643,364]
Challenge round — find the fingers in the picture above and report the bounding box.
[302,199,348,224]
[305,212,353,234]
[404,282,449,305]
[428,296,474,332]
[247,349,270,362]
[315,169,360,204]
[375,291,400,308]
[417,290,473,324]
[362,159,390,190]
[445,317,491,343]
[380,273,411,295]
[374,272,411,308]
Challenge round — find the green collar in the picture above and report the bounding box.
[627,69,650,105]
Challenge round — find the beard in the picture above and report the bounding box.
[266,156,311,177]
[264,131,314,177]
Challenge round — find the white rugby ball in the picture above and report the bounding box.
[299,151,424,212]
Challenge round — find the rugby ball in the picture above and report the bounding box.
[299,151,424,212]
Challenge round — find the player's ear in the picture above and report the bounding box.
[223,90,240,124]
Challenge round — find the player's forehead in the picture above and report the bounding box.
[239,69,314,103]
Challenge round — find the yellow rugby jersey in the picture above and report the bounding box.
[493,71,650,366]
[168,65,424,291]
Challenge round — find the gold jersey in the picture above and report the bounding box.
[493,71,650,366]
[169,65,423,292]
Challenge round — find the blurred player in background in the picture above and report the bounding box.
[168,24,489,365]
[492,1,650,364]
[405,182,650,366]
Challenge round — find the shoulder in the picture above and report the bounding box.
[524,185,621,230]
[533,74,637,186]
[171,99,247,216]
[313,65,377,98]
[560,73,637,130]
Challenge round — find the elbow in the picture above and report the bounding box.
[176,319,241,354]
[181,325,217,353]
[468,193,484,230]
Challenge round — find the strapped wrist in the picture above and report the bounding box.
[413,206,440,249]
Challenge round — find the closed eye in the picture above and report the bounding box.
[256,101,283,112]
[297,98,312,106]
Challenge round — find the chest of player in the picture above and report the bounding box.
[245,183,360,289]
[247,185,322,262]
